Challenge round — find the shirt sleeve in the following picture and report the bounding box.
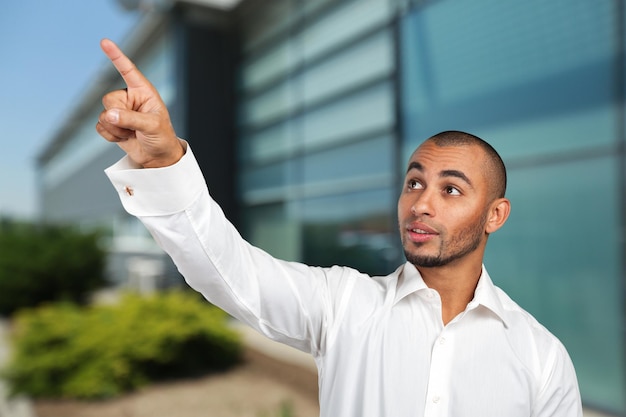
[531,340,583,417]
[105,145,347,356]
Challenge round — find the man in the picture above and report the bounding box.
[97,38,582,416]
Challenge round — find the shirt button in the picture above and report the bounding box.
[124,186,134,196]
[432,395,441,403]
[439,337,446,345]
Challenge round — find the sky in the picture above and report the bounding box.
[0,1,141,220]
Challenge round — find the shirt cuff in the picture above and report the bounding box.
[104,142,207,217]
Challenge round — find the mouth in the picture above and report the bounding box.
[406,222,438,243]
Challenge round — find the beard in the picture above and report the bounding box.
[402,211,488,268]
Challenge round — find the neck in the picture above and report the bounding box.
[417,259,483,325]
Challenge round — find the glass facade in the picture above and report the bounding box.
[237,0,400,274]
[237,0,625,413]
[400,0,625,413]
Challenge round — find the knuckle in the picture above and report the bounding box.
[102,90,127,108]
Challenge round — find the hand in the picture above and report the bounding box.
[96,38,184,168]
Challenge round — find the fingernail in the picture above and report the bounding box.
[106,109,119,124]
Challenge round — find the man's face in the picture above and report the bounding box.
[397,141,492,268]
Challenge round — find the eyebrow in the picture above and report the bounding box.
[406,161,473,187]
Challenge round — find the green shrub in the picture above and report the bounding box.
[4,290,242,399]
[259,401,295,417]
[0,221,106,316]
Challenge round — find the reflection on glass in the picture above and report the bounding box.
[486,157,624,412]
[300,188,398,276]
[400,0,616,160]
[401,0,624,413]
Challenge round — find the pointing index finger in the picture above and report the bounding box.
[100,38,150,90]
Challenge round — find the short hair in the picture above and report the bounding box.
[425,130,507,199]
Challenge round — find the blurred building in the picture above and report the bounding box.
[36,0,625,414]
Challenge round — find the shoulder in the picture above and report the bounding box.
[496,286,558,343]
[321,264,396,297]
[494,286,573,372]
[319,264,401,315]
[493,288,582,414]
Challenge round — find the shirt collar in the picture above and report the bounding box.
[472,267,509,327]
[393,262,428,302]
[394,263,509,327]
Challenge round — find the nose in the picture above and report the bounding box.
[410,187,436,217]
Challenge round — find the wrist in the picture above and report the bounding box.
[142,139,186,168]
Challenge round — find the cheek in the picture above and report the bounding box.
[464,207,490,231]
[397,195,413,220]
[447,205,485,230]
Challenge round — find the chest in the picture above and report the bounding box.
[318,297,535,417]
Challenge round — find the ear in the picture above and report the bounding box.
[485,198,510,234]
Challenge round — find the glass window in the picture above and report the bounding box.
[300,29,394,106]
[240,0,295,53]
[240,78,297,127]
[40,106,105,189]
[243,202,301,262]
[300,0,392,62]
[240,40,299,92]
[401,0,616,159]
[240,0,392,89]
[239,120,299,164]
[239,159,295,198]
[401,0,625,412]
[241,31,394,128]
[302,135,393,186]
[137,35,175,105]
[485,157,625,413]
[300,187,398,275]
[302,82,394,149]
[237,0,400,280]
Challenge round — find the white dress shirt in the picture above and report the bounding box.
[105,145,582,417]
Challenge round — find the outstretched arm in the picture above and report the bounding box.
[98,39,348,355]
[96,38,184,168]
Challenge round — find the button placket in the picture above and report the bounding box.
[423,330,453,417]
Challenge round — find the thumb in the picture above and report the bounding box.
[105,108,162,135]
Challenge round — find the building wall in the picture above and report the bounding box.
[234,0,625,414]
[172,6,239,223]
[236,0,401,274]
[400,0,625,413]
[41,144,126,224]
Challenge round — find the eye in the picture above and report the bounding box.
[444,186,461,196]
[407,179,423,190]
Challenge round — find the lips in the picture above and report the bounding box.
[406,222,438,243]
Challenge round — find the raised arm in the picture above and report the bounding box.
[96,38,184,168]
[97,39,351,355]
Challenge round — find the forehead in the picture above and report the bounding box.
[407,142,487,179]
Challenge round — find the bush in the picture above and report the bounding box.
[0,221,106,316]
[259,401,295,417]
[4,290,242,399]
